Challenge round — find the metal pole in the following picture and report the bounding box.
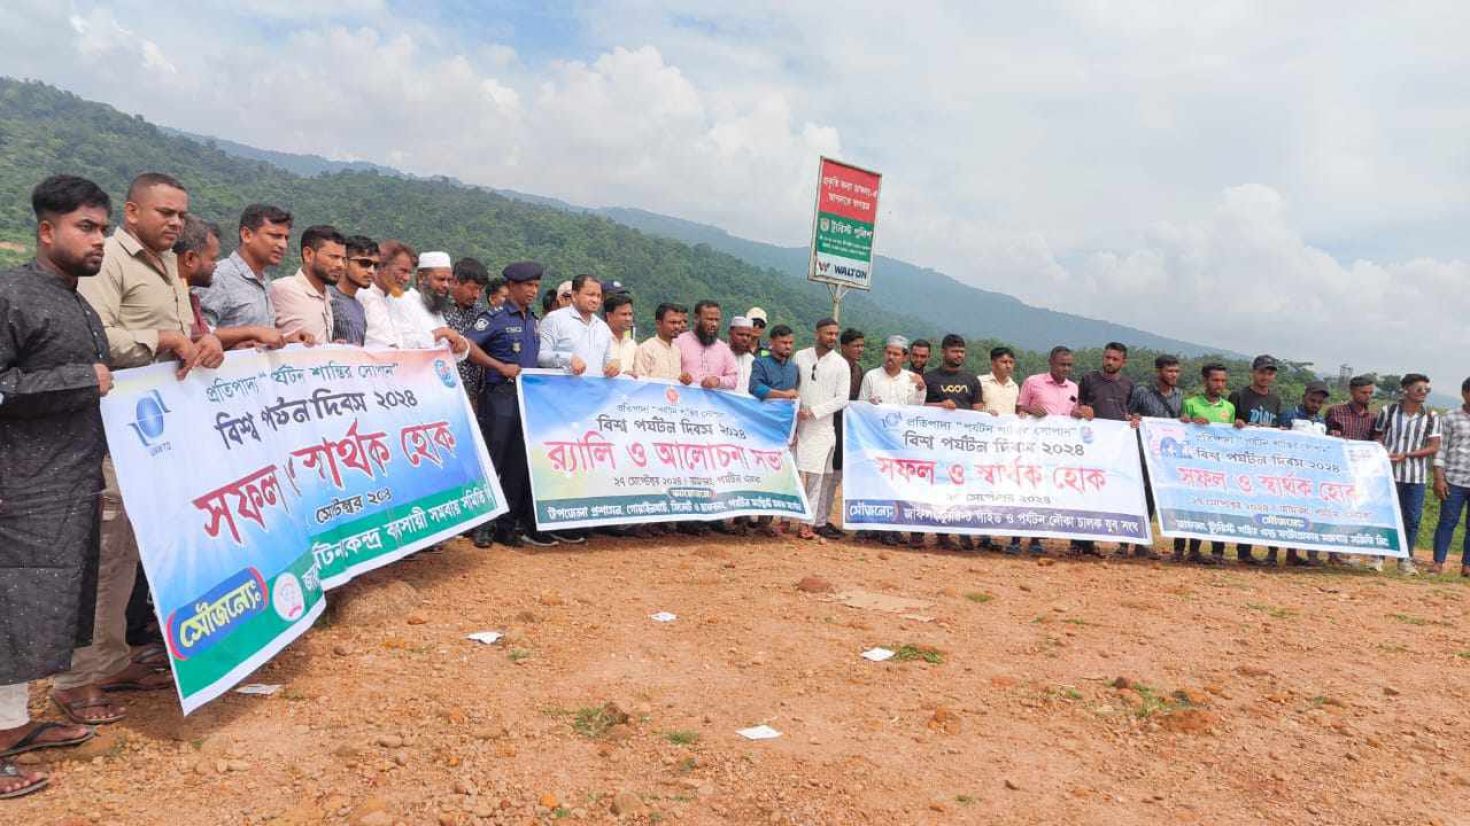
[829,284,848,323]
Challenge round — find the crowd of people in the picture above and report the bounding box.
[2,171,1469,799]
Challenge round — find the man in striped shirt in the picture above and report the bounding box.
[1431,377,1470,575]
[1373,373,1441,575]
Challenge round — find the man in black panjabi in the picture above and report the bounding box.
[0,175,118,798]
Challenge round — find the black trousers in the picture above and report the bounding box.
[480,384,533,535]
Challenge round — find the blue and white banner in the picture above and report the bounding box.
[1139,420,1407,556]
[517,372,810,529]
[841,403,1152,542]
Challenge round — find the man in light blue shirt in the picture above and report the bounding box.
[537,274,620,376]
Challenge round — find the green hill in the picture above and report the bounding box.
[1,77,1327,400]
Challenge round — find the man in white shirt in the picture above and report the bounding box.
[729,315,756,396]
[537,274,620,376]
[604,290,638,375]
[361,247,468,357]
[859,335,926,406]
[793,318,850,541]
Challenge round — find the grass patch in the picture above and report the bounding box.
[552,807,572,819]
[1389,613,1432,626]
[955,795,976,805]
[1061,617,1093,627]
[1245,602,1299,619]
[964,592,994,603]
[1456,651,1470,660]
[1376,642,1410,654]
[1125,683,1196,718]
[663,730,700,746]
[891,644,945,664]
[572,705,623,739]
[508,649,532,662]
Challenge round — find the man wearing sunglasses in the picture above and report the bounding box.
[793,318,851,540]
[329,235,377,346]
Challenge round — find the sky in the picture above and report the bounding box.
[2,1,1467,387]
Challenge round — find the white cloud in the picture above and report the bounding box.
[1,1,1466,384]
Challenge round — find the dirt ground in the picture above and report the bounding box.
[13,530,1470,826]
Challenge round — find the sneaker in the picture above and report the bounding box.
[1027,540,1045,556]
[549,530,586,545]
[1399,559,1419,577]
[936,536,959,551]
[1428,562,1444,575]
[521,531,560,548]
[881,533,900,546]
[1004,542,1022,556]
[472,524,495,549]
[1132,545,1161,560]
[957,535,975,551]
[978,538,1001,552]
[908,533,926,549]
[1368,557,1384,572]
[817,524,846,540]
[494,531,523,548]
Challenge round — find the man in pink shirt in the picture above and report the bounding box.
[673,299,738,390]
[1018,345,1083,417]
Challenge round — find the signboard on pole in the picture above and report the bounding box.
[808,156,881,291]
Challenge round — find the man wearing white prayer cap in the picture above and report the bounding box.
[370,249,468,356]
[728,315,756,396]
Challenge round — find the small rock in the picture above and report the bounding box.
[929,801,947,812]
[1005,778,1022,791]
[927,706,961,734]
[1383,686,1401,697]
[334,744,361,760]
[1037,558,1057,567]
[1111,676,1132,690]
[377,734,404,749]
[453,780,475,796]
[610,791,648,817]
[393,751,409,766]
[1236,665,1271,678]
[795,575,835,594]
[227,759,250,772]
[348,797,391,826]
[332,643,352,656]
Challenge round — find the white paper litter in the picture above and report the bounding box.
[737,725,783,741]
[234,684,282,696]
[466,631,504,645]
[861,647,896,662]
[649,612,677,622]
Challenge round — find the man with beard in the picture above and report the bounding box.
[1127,354,1188,561]
[1074,342,1135,557]
[269,225,345,345]
[675,300,738,390]
[729,316,757,395]
[908,339,932,376]
[328,235,377,346]
[0,176,116,798]
[196,203,292,330]
[443,257,492,395]
[538,274,620,377]
[794,319,850,541]
[365,250,469,355]
[67,173,226,723]
[924,334,984,552]
[633,303,687,380]
[859,335,926,546]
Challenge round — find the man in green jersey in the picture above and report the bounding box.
[1178,363,1237,563]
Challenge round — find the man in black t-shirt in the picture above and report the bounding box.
[1228,355,1285,566]
[1076,342,1138,557]
[923,334,983,551]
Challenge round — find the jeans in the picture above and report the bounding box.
[1396,481,1427,556]
[1433,482,1470,565]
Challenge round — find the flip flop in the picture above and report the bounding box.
[131,642,169,670]
[0,762,49,799]
[50,693,127,726]
[0,722,95,758]
[99,669,173,692]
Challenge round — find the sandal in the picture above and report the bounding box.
[50,693,126,726]
[0,762,48,799]
[99,668,173,693]
[131,642,169,670]
[0,722,94,758]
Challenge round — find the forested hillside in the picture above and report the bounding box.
[1,77,1346,401]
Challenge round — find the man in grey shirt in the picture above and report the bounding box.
[195,203,291,329]
[328,235,376,345]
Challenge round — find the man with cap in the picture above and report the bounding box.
[857,336,926,546]
[464,262,558,548]
[793,318,850,540]
[728,315,757,395]
[746,307,770,357]
[372,251,471,355]
[1228,355,1285,566]
[537,274,620,378]
[1279,380,1332,566]
[554,281,574,312]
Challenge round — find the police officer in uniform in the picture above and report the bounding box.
[465,261,558,548]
